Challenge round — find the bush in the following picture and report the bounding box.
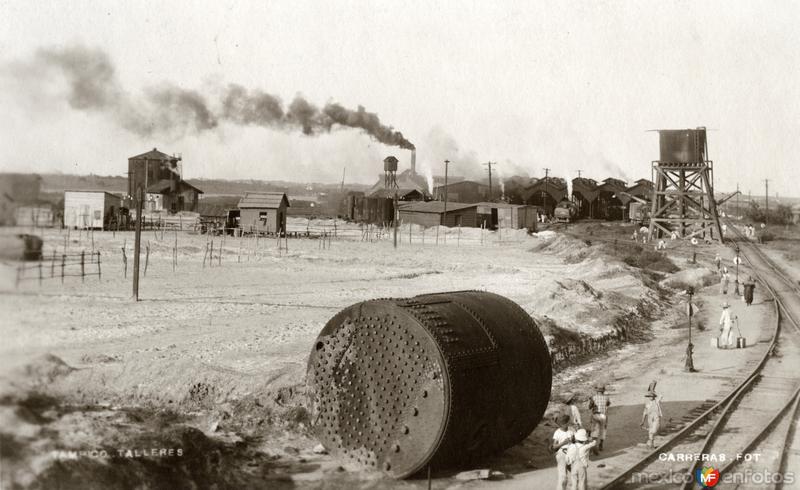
[623,250,679,273]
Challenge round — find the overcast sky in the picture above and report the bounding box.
[1,1,798,196]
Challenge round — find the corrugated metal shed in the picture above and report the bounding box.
[238,192,290,209]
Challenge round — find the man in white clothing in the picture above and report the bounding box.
[551,413,574,490]
[719,302,735,348]
[566,428,597,490]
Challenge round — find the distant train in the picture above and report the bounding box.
[554,200,579,223]
[629,201,650,225]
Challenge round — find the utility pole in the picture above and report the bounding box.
[393,190,398,249]
[736,183,740,220]
[542,168,551,218]
[483,161,496,201]
[764,179,769,226]
[577,170,583,178]
[132,185,144,301]
[340,167,346,193]
[443,160,450,226]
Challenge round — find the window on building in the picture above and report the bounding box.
[94,210,101,220]
[259,211,268,223]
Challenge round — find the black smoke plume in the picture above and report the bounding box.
[7,44,414,149]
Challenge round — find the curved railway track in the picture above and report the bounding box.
[595,223,800,489]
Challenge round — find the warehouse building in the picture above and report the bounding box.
[398,201,479,227]
[432,181,490,203]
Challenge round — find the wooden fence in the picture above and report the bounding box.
[15,251,101,287]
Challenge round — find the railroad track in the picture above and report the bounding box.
[594,223,800,489]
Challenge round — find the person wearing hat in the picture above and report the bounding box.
[640,382,663,448]
[588,384,610,452]
[719,302,734,348]
[565,428,597,490]
[550,413,574,490]
[563,393,583,432]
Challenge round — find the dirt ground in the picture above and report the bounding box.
[0,221,760,489]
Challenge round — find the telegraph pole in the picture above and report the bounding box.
[443,160,450,226]
[736,183,740,220]
[483,161,496,201]
[542,168,551,217]
[132,185,144,301]
[577,170,583,178]
[764,179,769,226]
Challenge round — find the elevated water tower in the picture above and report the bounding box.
[384,155,399,189]
[648,128,723,243]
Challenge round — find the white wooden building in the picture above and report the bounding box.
[63,191,122,229]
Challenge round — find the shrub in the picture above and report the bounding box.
[623,250,679,273]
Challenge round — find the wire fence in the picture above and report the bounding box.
[15,250,101,287]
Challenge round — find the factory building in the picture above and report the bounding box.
[146,179,203,213]
[432,181,491,204]
[398,201,479,228]
[522,177,567,216]
[595,178,628,220]
[237,192,290,233]
[571,177,600,218]
[128,148,203,213]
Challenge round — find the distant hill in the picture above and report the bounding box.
[32,173,371,197]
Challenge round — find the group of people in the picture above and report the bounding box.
[551,383,663,490]
[742,224,760,239]
[714,253,757,306]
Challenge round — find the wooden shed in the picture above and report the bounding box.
[64,191,122,230]
[237,192,290,233]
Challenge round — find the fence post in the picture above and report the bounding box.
[38,256,42,286]
[210,240,214,267]
[97,252,101,280]
[51,250,56,278]
[61,254,66,283]
[81,250,85,282]
[15,264,20,289]
[144,242,150,276]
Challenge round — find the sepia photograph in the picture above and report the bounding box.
[1,1,799,488]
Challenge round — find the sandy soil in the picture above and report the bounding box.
[0,221,755,489]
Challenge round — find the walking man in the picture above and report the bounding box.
[565,429,597,490]
[641,388,663,448]
[719,302,735,349]
[588,384,610,452]
[743,276,756,306]
[551,414,574,490]
[714,253,721,272]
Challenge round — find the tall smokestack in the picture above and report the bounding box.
[411,149,417,175]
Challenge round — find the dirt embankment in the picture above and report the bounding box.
[1,226,719,488]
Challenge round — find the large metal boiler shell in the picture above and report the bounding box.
[307,291,552,478]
